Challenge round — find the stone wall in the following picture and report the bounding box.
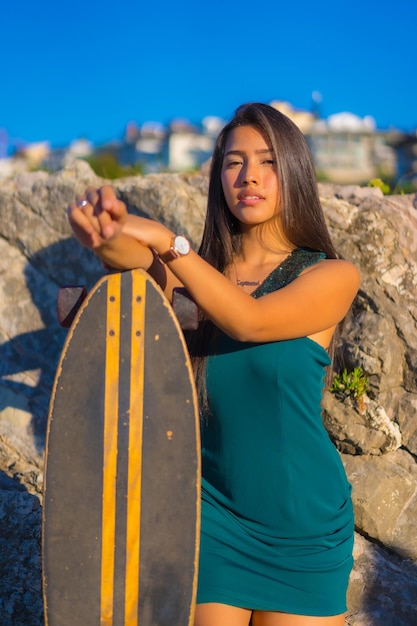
[0,160,416,625]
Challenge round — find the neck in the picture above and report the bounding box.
[237,222,292,266]
[237,238,294,268]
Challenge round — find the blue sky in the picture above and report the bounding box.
[1,0,416,150]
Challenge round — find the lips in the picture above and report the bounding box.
[237,190,265,201]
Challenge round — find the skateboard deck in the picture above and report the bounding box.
[42,269,201,626]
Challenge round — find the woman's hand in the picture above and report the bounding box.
[67,185,184,299]
[68,185,128,249]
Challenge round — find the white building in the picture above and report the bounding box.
[166,119,215,171]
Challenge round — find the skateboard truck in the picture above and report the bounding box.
[57,286,88,329]
[172,287,199,330]
[57,284,199,330]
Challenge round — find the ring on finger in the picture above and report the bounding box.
[77,199,88,208]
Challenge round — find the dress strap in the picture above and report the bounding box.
[253,248,327,298]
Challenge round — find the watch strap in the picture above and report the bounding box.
[159,241,181,263]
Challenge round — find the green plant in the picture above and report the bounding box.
[314,169,330,183]
[85,153,144,179]
[367,177,391,195]
[330,367,369,407]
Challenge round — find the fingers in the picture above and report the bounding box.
[83,186,100,210]
[98,209,117,240]
[69,185,126,245]
[97,185,128,223]
[97,185,118,210]
[87,187,118,239]
[67,201,102,248]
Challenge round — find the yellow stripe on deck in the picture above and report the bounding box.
[101,276,121,625]
[125,272,145,625]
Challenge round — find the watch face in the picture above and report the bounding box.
[174,235,190,255]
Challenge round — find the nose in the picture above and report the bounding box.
[241,161,259,185]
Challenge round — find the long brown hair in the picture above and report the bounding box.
[188,103,339,407]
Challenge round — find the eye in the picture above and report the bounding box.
[262,158,276,165]
[224,159,243,168]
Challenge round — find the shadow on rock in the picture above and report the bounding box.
[347,533,417,625]
[0,237,103,453]
[0,471,43,626]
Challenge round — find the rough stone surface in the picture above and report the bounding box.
[343,450,417,560]
[346,534,417,626]
[0,164,416,624]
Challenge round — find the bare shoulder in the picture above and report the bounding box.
[298,258,360,309]
[302,257,360,285]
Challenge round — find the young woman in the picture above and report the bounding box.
[68,103,360,626]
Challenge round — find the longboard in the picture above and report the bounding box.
[42,269,201,626]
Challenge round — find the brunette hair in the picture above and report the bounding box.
[188,102,339,406]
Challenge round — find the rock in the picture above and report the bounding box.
[0,488,43,625]
[343,450,417,560]
[346,533,417,625]
[0,162,416,624]
[322,392,402,455]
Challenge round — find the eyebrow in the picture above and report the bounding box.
[224,148,273,157]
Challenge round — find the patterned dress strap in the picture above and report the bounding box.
[253,248,327,298]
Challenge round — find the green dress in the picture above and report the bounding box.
[196,249,354,616]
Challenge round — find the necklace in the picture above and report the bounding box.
[234,262,261,288]
[236,277,260,287]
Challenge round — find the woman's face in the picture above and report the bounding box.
[221,125,280,229]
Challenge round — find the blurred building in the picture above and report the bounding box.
[19,141,50,169]
[306,113,396,184]
[118,116,225,173]
[269,102,397,185]
[1,100,414,190]
[388,131,417,189]
[42,138,93,171]
[270,100,316,134]
[119,121,165,173]
[166,119,215,171]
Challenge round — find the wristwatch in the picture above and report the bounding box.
[159,235,191,263]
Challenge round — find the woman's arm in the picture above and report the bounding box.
[72,185,360,342]
[121,213,360,343]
